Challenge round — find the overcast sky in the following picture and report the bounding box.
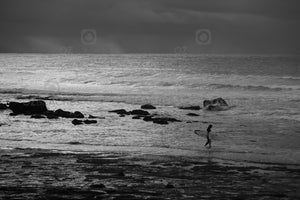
[1,0,300,54]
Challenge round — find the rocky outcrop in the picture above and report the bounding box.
[129,110,150,116]
[203,98,229,111]
[44,111,59,119]
[9,101,48,115]
[178,106,201,110]
[54,109,84,118]
[72,119,97,125]
[109,109,129,115]
[141,104,156,110]
[0,103,8,110]
[31,114,46,119]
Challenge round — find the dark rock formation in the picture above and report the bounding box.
[152,118,169,125]
[203,97,229,111]
[141,104,156,110]
[88,115,97,119]
[129,110,150,116]
[84,120,97,124]
[31,114,46,119]
[54,109,84,118]
[74,111,84,118]
[72,119,83,125]
[149,117,181,125]
[9,101,48,115]
[143,116,153,122]
[44,111,59,119]
[0,103,8,110]
[178,106,201,110]
[132,116,141,119]
[109,109,129,115]
[187,113,199,116]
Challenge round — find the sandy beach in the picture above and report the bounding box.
[0,148,299,200]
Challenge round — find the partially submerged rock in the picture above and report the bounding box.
[72,119,84,125]
[178,106,201,110]
[129,110,150,116]
[203,97,229,111]
[0,103,8,110]
[109,109,129,115]
[9,101,48,115]
[72,119,97,125]
[187,113,199,116]
[54,109,84,118]
[141,104,156,110]
[84,119,97,124]
[31,114,46,119]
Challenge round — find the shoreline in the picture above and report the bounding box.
[0,148,299,200]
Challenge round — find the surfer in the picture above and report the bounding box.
[204,124,213,148]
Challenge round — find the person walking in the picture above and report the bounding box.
[204,124,213,148]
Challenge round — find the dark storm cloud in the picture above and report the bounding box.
[0,0,300,53]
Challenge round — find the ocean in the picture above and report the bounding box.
[0,54,299,164]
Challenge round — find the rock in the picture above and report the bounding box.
[109,109,129,115]
[141,104,156,110]
[55,109,74,118]
[54,109,84,118]
[0,103,8,110]
[72,119,83,125]
[143,116,153,121]
[178,106,201,110]
[132,116,141,119]
[163,117,181,122]
[187,113,199,116]
[203,97,229,111]
[84,120,97,124]
[88,115,97,119]
[31,114,46,119]
[8,101,48,115]
[119,114,126,117]
[165,183,175,188]
[129,109,150,116]
[44,111,59,119]
[74,111,84,118]
[152,118,169,125]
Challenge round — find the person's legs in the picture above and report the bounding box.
[204,140,209,146]
[208,139,211,148]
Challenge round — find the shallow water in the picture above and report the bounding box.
[0,54,299,164]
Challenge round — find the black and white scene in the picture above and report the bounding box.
[0,0,300,199]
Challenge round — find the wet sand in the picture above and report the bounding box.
[0,148,299,200]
